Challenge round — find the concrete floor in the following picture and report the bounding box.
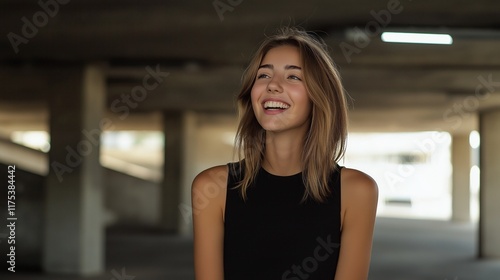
[2,217,500,280]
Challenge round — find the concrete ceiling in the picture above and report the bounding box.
[1,0,500,135]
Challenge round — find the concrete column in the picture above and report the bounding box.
[161,111,184,233]
[451,134,471,222]
[44,63,107,275]
[479,109,500,258]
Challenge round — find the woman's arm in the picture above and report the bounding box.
[335,168,379,280]
[192,165,228,280]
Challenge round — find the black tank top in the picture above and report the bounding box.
[224,161,342,279]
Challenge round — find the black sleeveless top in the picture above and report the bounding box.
[224,161,342,279]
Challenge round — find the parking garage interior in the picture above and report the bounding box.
[1,1,500,279]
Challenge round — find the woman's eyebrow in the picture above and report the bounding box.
[285,65,302,70]
[258,64,302,70]
[258,64,273,69]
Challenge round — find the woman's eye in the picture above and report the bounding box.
[288,75,301,81]
[257,73,270,79]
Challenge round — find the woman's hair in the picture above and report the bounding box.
[234,27,348,202]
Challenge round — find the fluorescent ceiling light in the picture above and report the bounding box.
[381,32,453,45]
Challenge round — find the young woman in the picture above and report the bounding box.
[192,27,378,280]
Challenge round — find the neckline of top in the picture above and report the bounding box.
[260,166,302,178]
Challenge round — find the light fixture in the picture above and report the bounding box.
[381,32,453,45]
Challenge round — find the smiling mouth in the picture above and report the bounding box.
[263,101,290,110]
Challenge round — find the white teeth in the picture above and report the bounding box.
[264,101,290,109]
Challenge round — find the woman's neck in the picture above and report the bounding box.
[261,131,305,176]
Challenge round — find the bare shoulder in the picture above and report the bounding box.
[191,165,228,214]
[192,165,229,192]
[340,168,378,231]
[192,165,228,279]
[340,167,378,202]
[335,168,378,279]
[341,168,378,209]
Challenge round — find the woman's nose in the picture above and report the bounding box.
[266,76,283,93]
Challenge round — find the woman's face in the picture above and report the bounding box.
[251,45,312,135]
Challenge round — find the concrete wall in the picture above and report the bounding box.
[104,168,160,227]
[0,163,161,270]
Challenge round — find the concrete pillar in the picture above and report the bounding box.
[44,63,107,274]
[451,134,471,222]
[479,109,500,258]
[161,111,184,233]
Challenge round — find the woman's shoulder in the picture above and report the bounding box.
[340,167,378,201]
[191,165,229,216]
[192,165,229,192]
[192,161,244,192]
[339,167,378,231]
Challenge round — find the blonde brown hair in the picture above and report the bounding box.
[234,27,348,202]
